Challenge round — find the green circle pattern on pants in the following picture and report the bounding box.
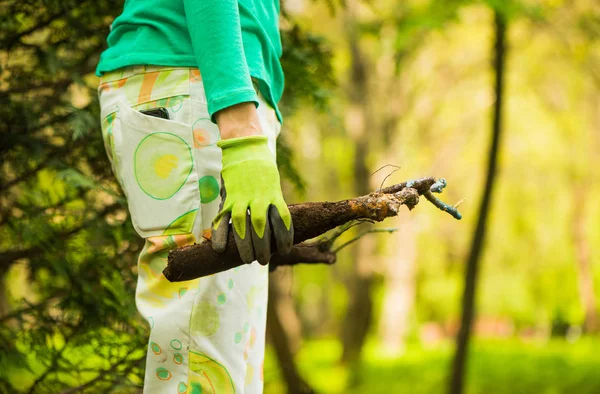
[134,132,193,200]
[199,175,219,203]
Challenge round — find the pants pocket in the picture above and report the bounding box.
[109,101,201,238]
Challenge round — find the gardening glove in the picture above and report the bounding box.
[211,135,294,265]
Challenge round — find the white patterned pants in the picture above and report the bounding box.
[99,66,280,394]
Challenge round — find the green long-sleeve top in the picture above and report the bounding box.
[96,0,284,122]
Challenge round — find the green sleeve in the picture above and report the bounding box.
[183,0,259,122]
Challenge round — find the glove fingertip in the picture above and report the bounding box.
[280,224,294,255]
[269,205,294,255]
[233,214,255,264]
[251,217,272,266]
[211,211,231,253]
[211,232,226,253]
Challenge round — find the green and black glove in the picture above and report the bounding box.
[211,135,293,265]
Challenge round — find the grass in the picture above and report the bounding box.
[264,337,600,394]
[7,335,600,393]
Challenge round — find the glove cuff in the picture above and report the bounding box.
[217,135,268,149]
[218,135,274,165]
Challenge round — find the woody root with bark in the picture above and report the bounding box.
[164,176,462,282]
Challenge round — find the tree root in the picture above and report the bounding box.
[163,177,460,282]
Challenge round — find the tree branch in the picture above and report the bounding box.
[269,242,337,271]
[164,177,461,282]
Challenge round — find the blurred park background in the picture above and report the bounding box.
[1,0,599,393]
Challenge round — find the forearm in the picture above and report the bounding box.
[183,0,259,123]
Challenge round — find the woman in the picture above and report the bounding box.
[96,1,293,392]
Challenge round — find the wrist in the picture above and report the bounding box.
[215,102,262,140]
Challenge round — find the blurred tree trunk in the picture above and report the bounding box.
[0,276,8,318]
[571,92,600,335]
[0,251,12,319]
[340,0,376,365]
[572,185,598,333]
[270,268,304,353]
[449,10,507,394]
[267,272,315,394]
[378,215,417,355]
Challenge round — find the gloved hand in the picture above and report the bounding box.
[211,135,293,265]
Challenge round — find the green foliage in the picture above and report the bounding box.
[277,133,308,197]
[0,0,148,392]
[1,0,599,392]
[280,23,336,113]
[278,15,336,197]
[0,0,335,392]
